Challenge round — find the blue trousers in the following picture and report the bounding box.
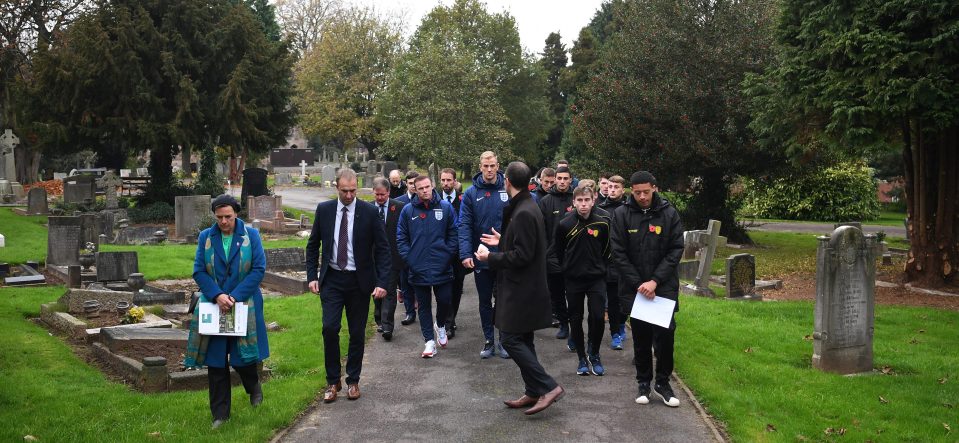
[414,282,452,342]
[401,269,416,315]
[474,269,496,341]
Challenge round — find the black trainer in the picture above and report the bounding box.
[654,382,680,407]
[555,323,569,339]
[635,382,651,404]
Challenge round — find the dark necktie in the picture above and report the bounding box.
[379,204,386,223]
[447,194,453,203]
[337,207,349,269]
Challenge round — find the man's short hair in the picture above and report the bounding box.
[480,151,497,163]
[504,161,531,190]
[556,159,569,166]
[573,183,595,198]
[555,166,571,177]
[599,172,611,180]
[389,169,401,179]
[539,167,556,178]
[579,179,596,190]
[336,168,357,186]
[440,168,456,177]
[372,177,390,190]
[405,170,420,180]
[413,175,431,186]
[609,175,626,186]
[630,171,657,186]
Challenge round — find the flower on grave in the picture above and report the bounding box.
[82,242,97,254]
[122,306,145,324]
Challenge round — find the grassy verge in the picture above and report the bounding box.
[677,295,959,442]
[739,208,907,228]
[1,285,358,443]
[0,208,49,265]
[710,231,820,277]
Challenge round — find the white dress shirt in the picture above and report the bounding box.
[332,199,357,271]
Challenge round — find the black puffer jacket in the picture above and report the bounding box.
[610,193,684,314]
[538,187,574,273]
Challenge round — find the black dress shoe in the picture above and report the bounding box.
[382,330,393,341]
[401,313,416,325]
[447,327,455,339]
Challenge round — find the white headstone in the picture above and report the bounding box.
[0,233,5,248]
[0,129,19,181]
[299,160,308,178]
[120,169,132,178]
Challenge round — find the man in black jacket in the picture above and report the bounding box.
[371,178,405,341]
[388,170,406,199]
[538,166,575,342]
[598,175,628,350]
[552,184,611,377]
[475,161,563,415]
[610,171,684,408]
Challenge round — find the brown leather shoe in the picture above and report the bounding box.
[524,385,564,415]
[323,382,342,403]
[346,383,361,400]
[503,395,539,409]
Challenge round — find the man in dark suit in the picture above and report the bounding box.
[371,177,405,341]
[475,161,564,415]
[439,167,467,338]
[306,169,391,404]
[395,170,419,325]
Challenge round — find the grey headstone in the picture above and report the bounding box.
[725,254,757,299]
[321,165,336,183]
[812,226,878,374]
[114,226,168,245]
[174,195,211,238]
[251,195,280,220]
[62,175,96,204]
[136,168,148,177]
[97,171,122,209]
[120,169,131,178]
[27,187,49,215]
[275,173,292,185]
[47,216,82,266]
[95,251,139,282]
[0,129,18,181]
[686,219,721,296]
[264,248,306,271]
[53,172,67,180]
[834,222,862,230]
[79,213,99,247]
[96,211,116,239]
[382,161,399,177]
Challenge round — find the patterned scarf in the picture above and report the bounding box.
[185,227,259,368]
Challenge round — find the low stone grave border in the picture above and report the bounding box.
[261,271,309,295]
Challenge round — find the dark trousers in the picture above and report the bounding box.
[566,278,606,359]
[630,317,676,385]
[373,267,400,332]
[606,280,625,333]
[400,269,416,315]
[208,363,259,420]
[500,331,558,397]
[474,269,497,341]
[547,272,568,323]
[414,281,452,341]
[321,269,370,385]
[448,262,468,327]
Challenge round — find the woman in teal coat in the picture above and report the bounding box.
[187,194,269,429]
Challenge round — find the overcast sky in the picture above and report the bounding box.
[348,0,606,55]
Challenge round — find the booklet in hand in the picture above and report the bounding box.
[198,301,249,336]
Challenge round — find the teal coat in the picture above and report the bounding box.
[192,218,270,367]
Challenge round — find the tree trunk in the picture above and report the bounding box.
[181,143,191,175]
[688,169,751,244]
[903,121,958,287]
[14,143,40,183]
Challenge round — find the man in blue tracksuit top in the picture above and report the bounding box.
[458,151,511,359]
[397,175,458,358]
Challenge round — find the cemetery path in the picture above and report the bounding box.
[271,187,336,212]
[748,221,905,237]
[273,278,722,443]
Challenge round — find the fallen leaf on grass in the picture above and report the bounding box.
[23,436,38,442]
[938,377,948,384]
[802,334,813,341]
[943,403,954,409]
[909,338,919,344]
[879,396,889,404]
[881,365,895,375]
[766,424,776,432]
[744,347,753,353]
[824,427,847,436]
[147,432,161,438]
[944,423,951,433]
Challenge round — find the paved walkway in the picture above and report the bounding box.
[747,221,905,237]
[273,278,720,443]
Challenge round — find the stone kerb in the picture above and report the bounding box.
[58,288,134,314]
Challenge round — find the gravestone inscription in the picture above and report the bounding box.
[725,253,759,300]
[47,216,82,266]
[174,195,211,238]
[812,226,878,374]
[264,248,305,271]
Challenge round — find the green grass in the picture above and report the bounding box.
[710,231,820,277]
[0,208,49,265]
[677,295,959,442]
[1,285,363,443]
[740,208,907,228]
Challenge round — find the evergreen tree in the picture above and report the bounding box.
[540,32,567,166]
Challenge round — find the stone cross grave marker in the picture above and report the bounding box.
[725,253,760,300]
[0,129,19,181]
[174,195,211,238]
[47,216,83,266]
[95,251,139,282]
[27,187,49,215]
[97,171,122,209]
[812,225,878,374]
[686,219,721,296]
[299,160,308,179]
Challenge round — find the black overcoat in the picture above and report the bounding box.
[487,191,553,333]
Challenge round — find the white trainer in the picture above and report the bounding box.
[437,326,448,348]
[422,340,437,358]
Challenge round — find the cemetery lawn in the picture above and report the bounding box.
[1,285,352,443]
[0,208,48,264]
[711,231,820,277]
[677,295,959,442]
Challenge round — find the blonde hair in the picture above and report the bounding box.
[479,151,497,163]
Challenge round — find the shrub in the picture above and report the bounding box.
[740,161,880,221]
[127,201,175,223]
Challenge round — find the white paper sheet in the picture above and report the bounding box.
[629,293,676,328]
[198,301,249,336]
